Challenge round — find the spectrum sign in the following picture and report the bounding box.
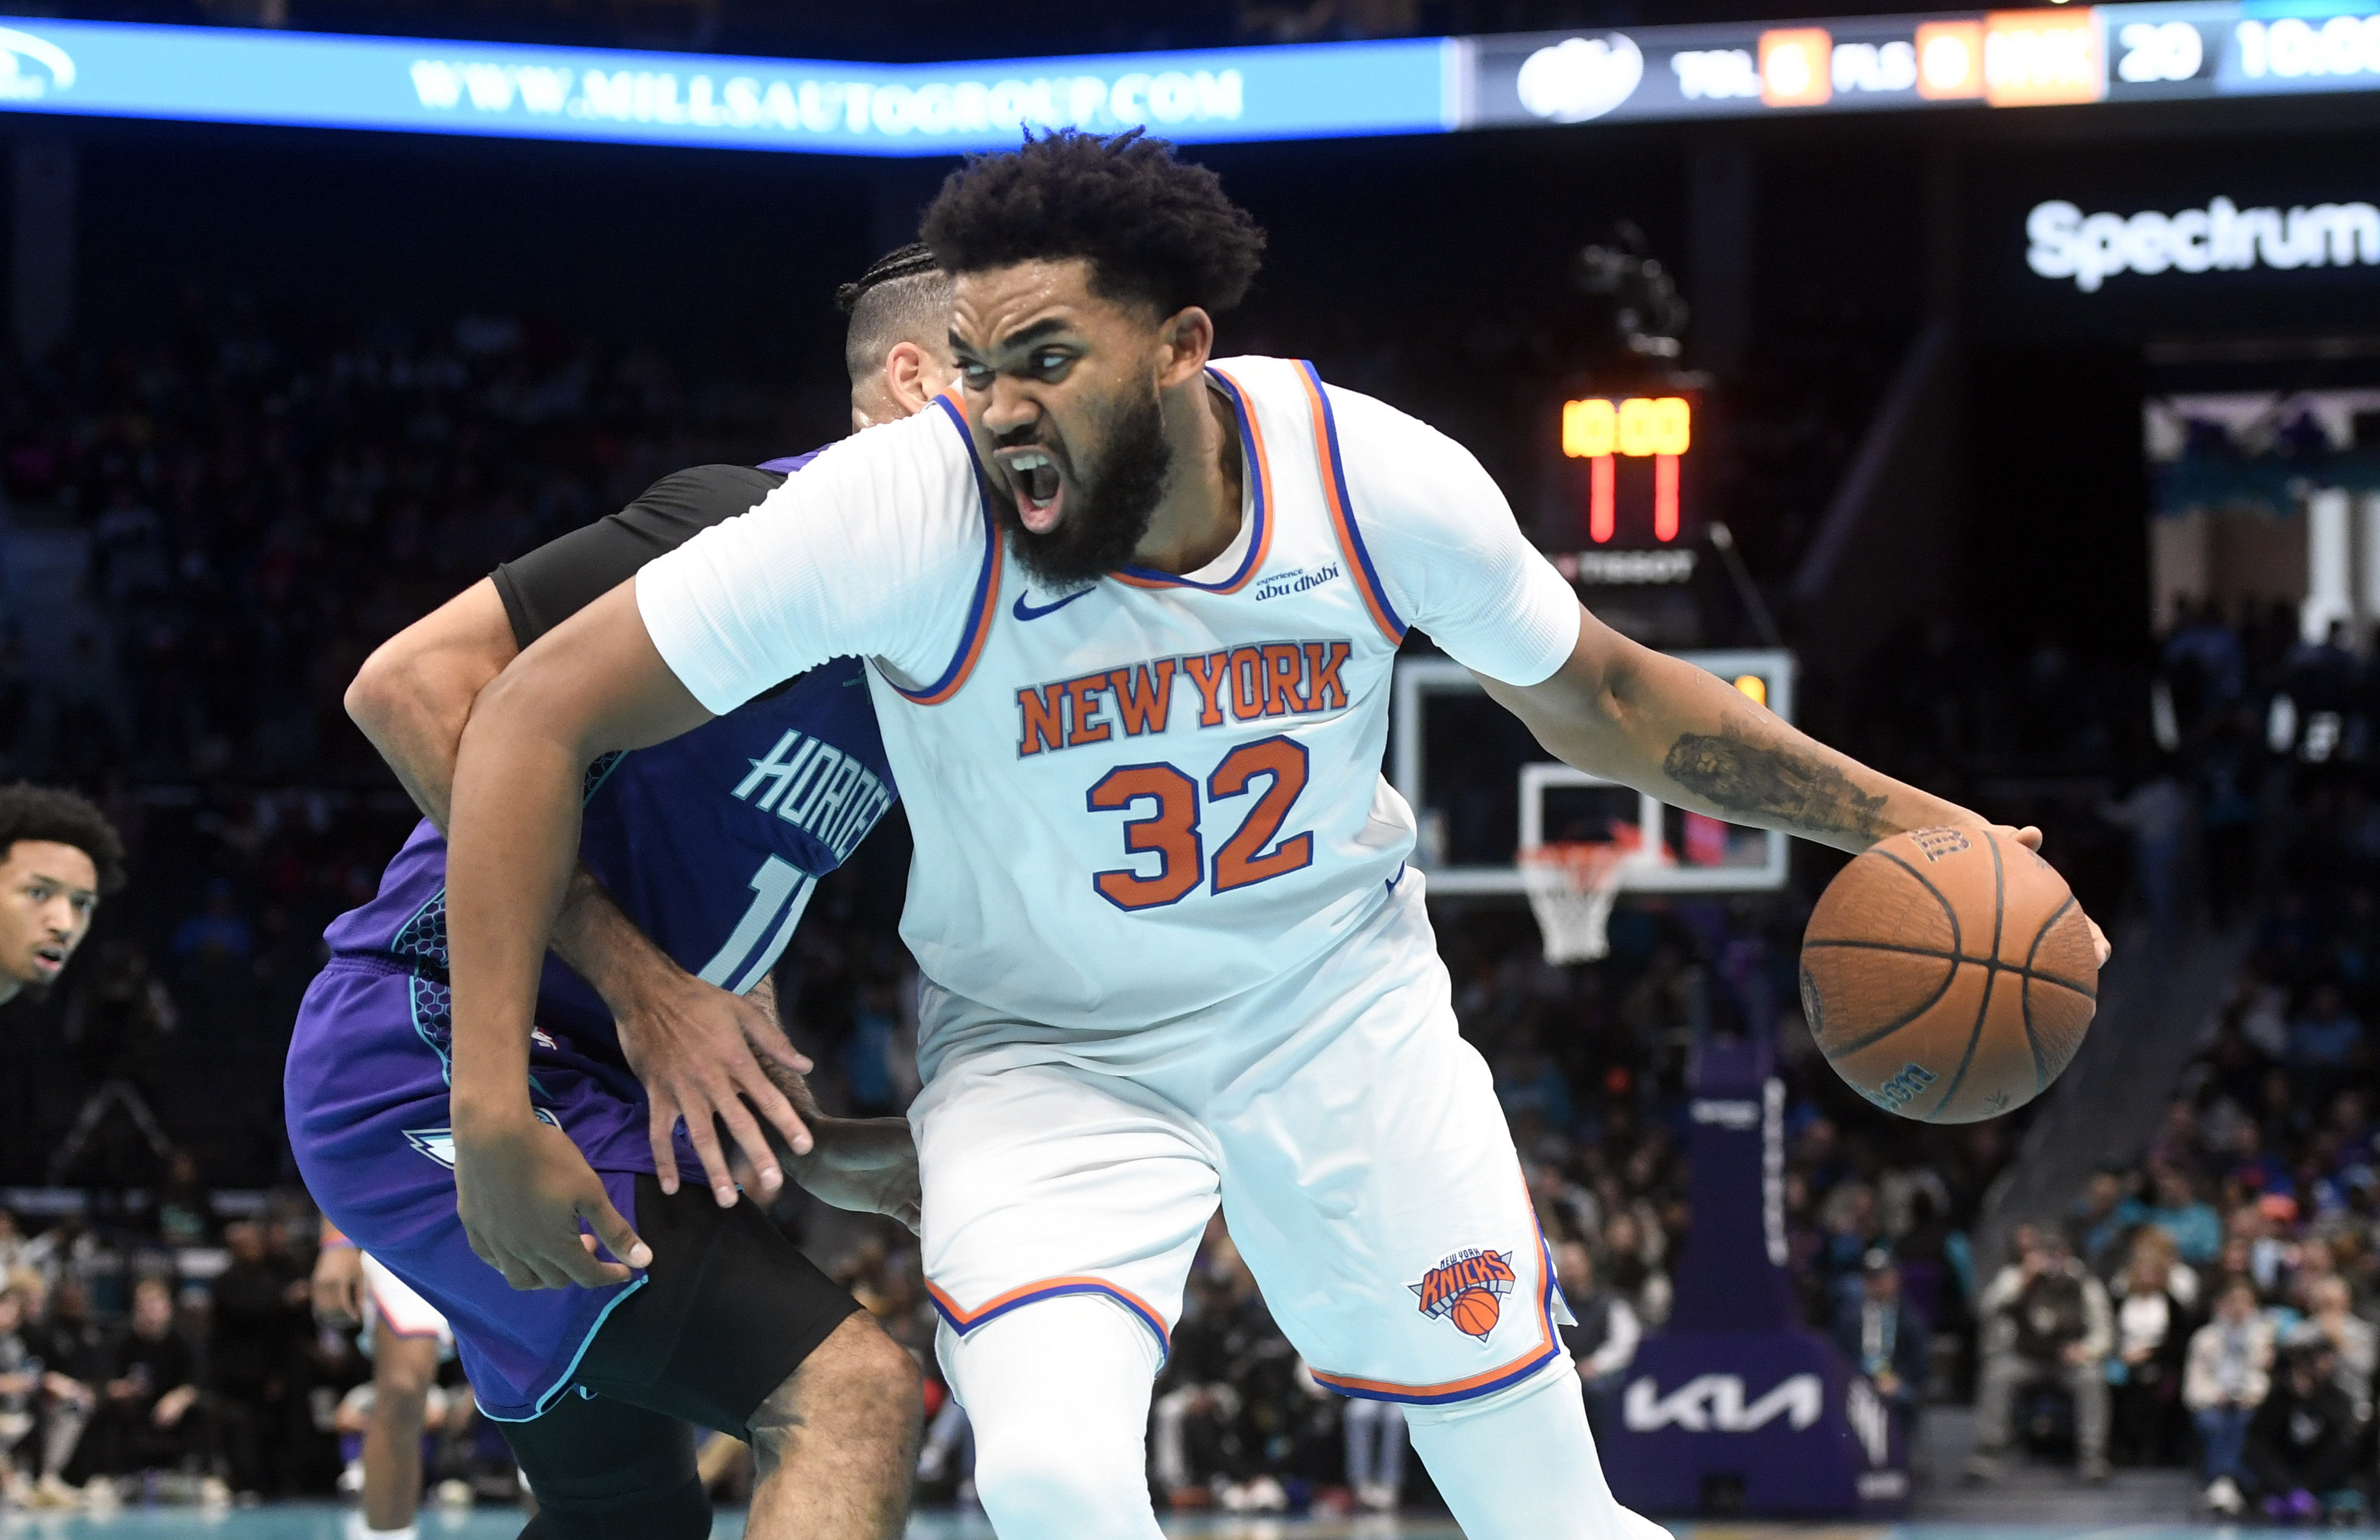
[0,4,2371,154]
[2027,194,2380,290]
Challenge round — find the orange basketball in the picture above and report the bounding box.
[1448,1289,1501,1339]
[1800,826,2097,1124]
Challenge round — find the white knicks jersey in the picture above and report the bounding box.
[637,354,1581,1030]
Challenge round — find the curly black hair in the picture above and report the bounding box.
[921,129,1265,317]
[0,783,126,893]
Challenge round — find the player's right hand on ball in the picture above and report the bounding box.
[310,1243,364,1326]
[1993,823,2113,967]
[455,1114,652,1290]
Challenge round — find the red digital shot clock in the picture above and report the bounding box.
[1559,394,1694,544]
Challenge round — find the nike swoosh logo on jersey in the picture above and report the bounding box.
[1012,588,1092,621]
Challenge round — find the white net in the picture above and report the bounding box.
[1518,832,1653,964]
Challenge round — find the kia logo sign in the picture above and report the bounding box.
[1516,35,1644,122]
[1623,1372,1824,1433]
[1689,1097,1760,1128]
[1846,1376,1892,1464]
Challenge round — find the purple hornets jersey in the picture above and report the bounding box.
[289,453,896,1421]
[319,454,897,1065]
[319,662,892,1057]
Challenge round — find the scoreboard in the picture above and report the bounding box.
[1555,392,1699,545]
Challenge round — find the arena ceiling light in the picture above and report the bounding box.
[0,4,2371,154]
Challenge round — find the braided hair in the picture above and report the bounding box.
[836,242,940,313]
[837,242,952,385]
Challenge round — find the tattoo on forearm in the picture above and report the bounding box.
[1661,721,1890,841]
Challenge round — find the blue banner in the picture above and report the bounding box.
[0,17,1454,154]
[0,5,2372,154]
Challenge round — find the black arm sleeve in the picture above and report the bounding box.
[491,464,787,650]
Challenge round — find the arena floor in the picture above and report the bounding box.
[0,1513,2267,1538]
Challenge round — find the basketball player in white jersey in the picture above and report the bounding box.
[437,132,2110,1538]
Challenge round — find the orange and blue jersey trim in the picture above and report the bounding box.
[1112,366,1273,594]
[1309,1204,1563,1406]
[927,1277,1172,1366]
[1295,360,1406,646]
[888,392,1004,706]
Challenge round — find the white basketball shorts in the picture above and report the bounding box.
[912,872,1571,1405]
[361,1250,456,1362]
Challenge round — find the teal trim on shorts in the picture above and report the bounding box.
[479,1272,652,1424]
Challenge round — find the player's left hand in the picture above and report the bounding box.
[613,966,817,1209]
[2000,824,2112,968]
[455,1112,652,1290]
[779,1116,921,1234]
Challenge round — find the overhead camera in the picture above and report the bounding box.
[1576,222,1690,358]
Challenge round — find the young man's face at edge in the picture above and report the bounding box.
[0,838,98,1000]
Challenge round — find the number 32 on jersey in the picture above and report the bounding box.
[1085,735,1313,911]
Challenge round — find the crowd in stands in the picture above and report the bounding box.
[1940,591,2380,1517]
[0,304,826,791]
[0,1197,534,1510]
[1,1204,348,1507]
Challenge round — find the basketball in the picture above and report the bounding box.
[1800,827,2098,1124]
[1448,1289,1502,1339]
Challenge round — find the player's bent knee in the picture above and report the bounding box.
[800,1310,922,1434]
[752,1310,922,1462]
[1401,1349,1574,1427]
[504,1404,708,1540]
[375,1336,440,1402]
[943,1295,1162,1530]
[971,1424,1149,1533]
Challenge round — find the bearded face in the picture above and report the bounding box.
[989,379,1173,590]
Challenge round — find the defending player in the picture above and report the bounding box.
[438,135,2111,1538]
[0,784,120,1011]
[0,783,121,1511]
[310,1220,459,1535]
[284,246,953,1540]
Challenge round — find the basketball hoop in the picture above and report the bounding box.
[1518,829,1653,964]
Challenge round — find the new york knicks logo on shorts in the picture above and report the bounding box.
[1409,1248,1516,1341]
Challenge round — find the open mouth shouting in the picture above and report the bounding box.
[996,444,1068,535]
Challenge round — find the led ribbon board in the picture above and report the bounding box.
[0,20,1454,151]
[0,4,2372,152]
[1468,2,2380,127]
